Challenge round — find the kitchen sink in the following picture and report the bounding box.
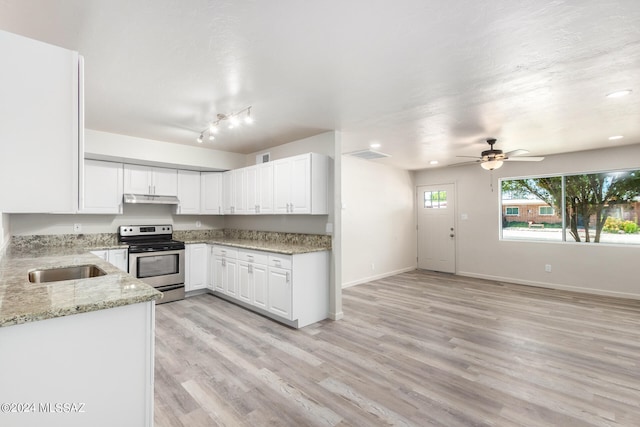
[28,265,107,283]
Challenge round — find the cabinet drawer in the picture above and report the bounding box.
[212,246,238,258]
[268,254,292,270]
[238,249,268,265]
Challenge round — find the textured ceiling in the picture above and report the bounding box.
[1,0,639,170]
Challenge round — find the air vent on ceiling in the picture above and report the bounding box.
[347,149,391,160]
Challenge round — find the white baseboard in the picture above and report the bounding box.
[342,266,416,289]
[457,271,640,301]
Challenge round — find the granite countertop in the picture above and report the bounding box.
[0,245,161,328]
[182,237,331,254]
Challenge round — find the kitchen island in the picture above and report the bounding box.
[0,242,161,427]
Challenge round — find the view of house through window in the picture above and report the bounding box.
[424,190,447,209]
[501,170,640,244]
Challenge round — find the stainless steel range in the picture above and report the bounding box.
[118,225,185,304]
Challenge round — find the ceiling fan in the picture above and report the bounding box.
[457,138,544,170]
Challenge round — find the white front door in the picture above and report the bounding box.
[417,184,456,273]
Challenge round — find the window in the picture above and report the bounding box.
[501,170,640,245]
[424,190,447,209]
[505,207,519,216]
[539,206,554,215]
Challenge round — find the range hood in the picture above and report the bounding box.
[123,194,180,205]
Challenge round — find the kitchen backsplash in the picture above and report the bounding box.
[223,229,332,247]
[10,229,331,250]
[11,233,119,250]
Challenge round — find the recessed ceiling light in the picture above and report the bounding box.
[606,90,632,98]
[608,135,624,140]
[429,160,439,165]
[369,143,381,149]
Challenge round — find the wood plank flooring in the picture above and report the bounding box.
[154,270,640,426]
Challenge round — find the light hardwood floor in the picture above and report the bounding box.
[154,270,640,426]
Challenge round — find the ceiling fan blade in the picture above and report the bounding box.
[456,155,481,159]
[448,160,480,167]
[504,149,529,157]
[504,156,545,162]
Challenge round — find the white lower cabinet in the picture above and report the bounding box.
[210,245,238,296]
[209,245,329,328]
[267,266,292,319]
[185,244,208,292]
[91,249,128,272]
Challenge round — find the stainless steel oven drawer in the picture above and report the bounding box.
[156,284,185,304]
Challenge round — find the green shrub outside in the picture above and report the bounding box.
[603,217,639,234]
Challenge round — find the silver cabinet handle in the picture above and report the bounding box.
[248,264,253,274]
[286,271,290,283]
[222,258,226,267]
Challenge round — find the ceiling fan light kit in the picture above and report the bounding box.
[455,138,545,170]
[481,159,504,170]
[196,106,253,143]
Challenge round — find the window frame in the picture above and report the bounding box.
[499,167,640,246]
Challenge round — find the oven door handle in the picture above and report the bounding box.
[156,284,184,292]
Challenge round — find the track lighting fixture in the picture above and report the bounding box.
[196,106,253,143]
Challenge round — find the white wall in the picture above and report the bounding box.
[341,155,416,287]
[10,205,224,236]
[85,129,246,171]
[249,132,336,165]
[414,143,640,299]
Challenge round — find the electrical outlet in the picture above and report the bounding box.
[545,264,552,273]
[371,262,375,270]
[73,223,82,233]
[195,221,202,228]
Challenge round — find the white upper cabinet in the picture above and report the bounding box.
[258,162,274,214]
[246,163,274,214]
[176,170,201,215]
[80,160,123,214]
[201,172,223,215]
[124,165,177,196]
[0,31,81,213]
[222,171,235,214]
[232,168,248,214]
[273,153,328,214]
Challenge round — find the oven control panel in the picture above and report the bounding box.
[119,225,173,237]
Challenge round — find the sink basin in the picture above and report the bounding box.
[28,265,107,283]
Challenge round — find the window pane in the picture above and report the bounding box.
[501,177,563,241]
[564,171,640,244]
[424,191,433,208]
[424,190,447,208]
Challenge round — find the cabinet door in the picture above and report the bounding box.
[225,258,238,297]
[273,159,292,213]
[238,261,251,303]
[268,267,292,319]
[0,31,79,213]
[176,170,201,214]
[232,168,247,214]
[289,154,311,213]
[81,160,123,214]
[108,249,128,272]
[201,173,223,215]
[124,165,153,195]
[258,162,274,214]
[245,166,259,214]
[213,257,225,293]
[186,244,207,291]
[222,171,235,214]
[152,167,178,196]
[207,246,216,290]
[252,263,268,310]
